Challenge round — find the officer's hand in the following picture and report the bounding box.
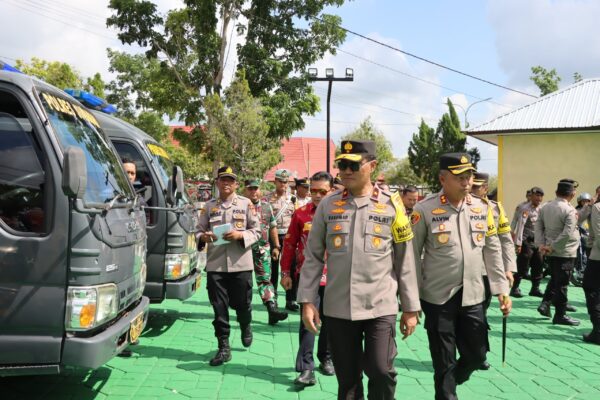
[400,311,419,340]
[280,276,293,290]
[498,295,512,316]
[505,271,514,288]
[301,303,321,335]
[516,245,522,255]
[223,230,243,241]
[202,232,217,243]
[271,247,280,260]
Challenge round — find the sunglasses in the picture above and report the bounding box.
[337,159,367,172]
[310,188,329,196]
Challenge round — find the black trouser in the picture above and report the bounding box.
[206,271,253,338]
[422,291,488,400]
[514,238,544,289]
[327,314,397,400]
[542,256,574,316]
[297,285,331,372]
[270,233,297,302]
[583,259,600,333]
[482,276,492,354]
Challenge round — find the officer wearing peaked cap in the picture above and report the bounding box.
[197,166,261,366]
[535,178,581,326]
[298,140,421,399]
[411,153,511,400]
[512,186,546,298]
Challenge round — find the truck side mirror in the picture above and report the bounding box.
[167,165,184,205]
[62,146,87,199]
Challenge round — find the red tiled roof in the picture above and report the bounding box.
[167,127,337,180]
[264,137,338,181]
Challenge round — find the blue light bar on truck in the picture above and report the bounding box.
[64,88,117,114]
[0,61,22,73]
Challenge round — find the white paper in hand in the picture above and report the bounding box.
[213,223,232,246]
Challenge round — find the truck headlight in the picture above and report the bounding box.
[165,253,190,280]
[66,284,119,331]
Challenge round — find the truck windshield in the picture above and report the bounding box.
[146,143,190,205]
[38,91,133,204]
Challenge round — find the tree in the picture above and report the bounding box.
[174,71,280,180]
[84,73,106,98]
[530,65,561,96]
[15,57,84,89]
[408,120,439,190]
[574,72,583,83]
[408,100,480,191]
[339,117,394,178]
[106,0,347,140]
[385,157,424,187]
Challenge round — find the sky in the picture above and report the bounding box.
[2,0,600,175]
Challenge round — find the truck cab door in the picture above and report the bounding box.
[0,85,67,366]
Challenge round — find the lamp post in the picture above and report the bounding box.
[308,67,354,173]
[446,97,492,129]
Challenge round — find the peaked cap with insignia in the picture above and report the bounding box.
[217,165,237,180]
[439,152,476,175]
[335,140,376,162]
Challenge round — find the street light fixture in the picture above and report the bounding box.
[308,67,355,173]
[444,97,492,128]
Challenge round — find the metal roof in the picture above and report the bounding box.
[466,79,600,144]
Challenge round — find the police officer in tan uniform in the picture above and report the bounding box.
[471,171,516,370]
[512,187,545,297]
[535,179,581,326]
[583,197,600,344]
[265,169,299,310]
[298,140,420,400]
[197,166,261,366]
[411,153,511,400]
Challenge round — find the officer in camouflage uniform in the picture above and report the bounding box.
[243,178,288,325]
[266,169,299,311]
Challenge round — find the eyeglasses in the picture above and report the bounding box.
[310,188,329,196]
[337,159,367,172]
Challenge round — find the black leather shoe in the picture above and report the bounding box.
[294,370,316,386]
[510,287,523,298]
[479,360,491,370]
[210,337,232,366]
[241,324,253,347]
[537,302,551,318]
[552,315,580,326]
[286,301,300,312]
[582,332,600,345]
[266,302,288,325]
[529,287,544,297]
[566,303,577,312]
[319,359,335,376]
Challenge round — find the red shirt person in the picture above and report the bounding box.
[280,171,334,386]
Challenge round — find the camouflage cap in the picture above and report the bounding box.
[244,178,261,188]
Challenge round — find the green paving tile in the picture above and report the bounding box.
[2,278,600,399]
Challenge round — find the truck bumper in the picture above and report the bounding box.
[61,296,150,370]
[165,269,201,300]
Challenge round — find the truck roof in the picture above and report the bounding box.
[90,109,158,145]
[0,70,70,99]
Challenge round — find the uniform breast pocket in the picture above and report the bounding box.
[233,216,246,230]
[209,215,222,228]
[431,224,455,249]
[470,220,486,247]
[326,221,350,253]
[365,221,391,253]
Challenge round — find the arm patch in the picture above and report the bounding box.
[390,192,414,243]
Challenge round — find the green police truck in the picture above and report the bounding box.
[0,66,149,376]
[64,97,201,303]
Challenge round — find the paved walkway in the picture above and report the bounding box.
[2,277,600,400]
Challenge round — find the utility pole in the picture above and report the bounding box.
[308,67,354,173]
